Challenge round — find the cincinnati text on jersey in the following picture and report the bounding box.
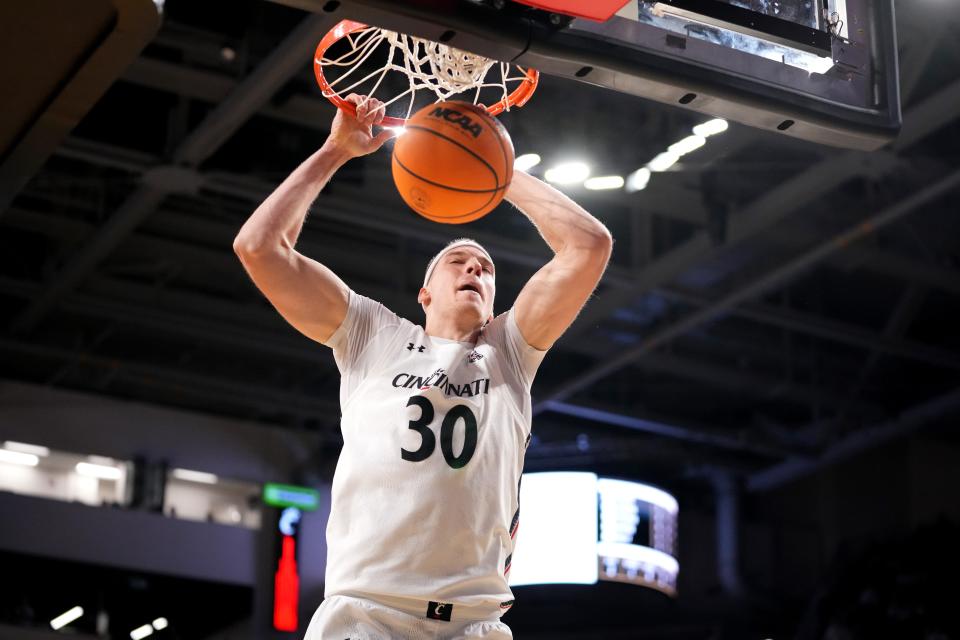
[390,368,491,397]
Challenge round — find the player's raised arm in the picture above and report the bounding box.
[507,171,613,350]
[233,95,395,344]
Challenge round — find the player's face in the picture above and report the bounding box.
[421,248,496,323]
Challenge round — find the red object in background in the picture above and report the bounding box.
[273,535,299,631]
[510,0,631,21]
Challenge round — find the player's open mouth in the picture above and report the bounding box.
[457,284,481,298]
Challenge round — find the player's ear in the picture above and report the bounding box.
[418,287,430,307]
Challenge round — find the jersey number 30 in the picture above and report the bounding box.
[401,396,477,469]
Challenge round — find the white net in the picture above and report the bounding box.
[317,26,533,121]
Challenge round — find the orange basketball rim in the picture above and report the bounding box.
[314,20,539,127]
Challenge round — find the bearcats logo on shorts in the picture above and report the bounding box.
[426,601,453,621]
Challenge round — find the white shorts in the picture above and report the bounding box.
[304,595,513,640]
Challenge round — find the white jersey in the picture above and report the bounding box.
[322,291,546,615]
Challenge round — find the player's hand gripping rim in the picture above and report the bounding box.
[327,93,396,159]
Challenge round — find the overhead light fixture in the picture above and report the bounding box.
[130,624,154,640]
[76,462,123,480]
[514,153,542,171]
[50,606,84,630]
[544,161,590,185]
[625,167,651,192]
[4,441,50,457]
[648,151,680,172]
[0,449,39,467]
[668,134,706,156]
[152,618,168,631]
[692,118,728,137]
[584,175,625,190]
[385,126,406,136]
[172,468,218,484]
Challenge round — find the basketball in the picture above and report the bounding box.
[391,101,514,224]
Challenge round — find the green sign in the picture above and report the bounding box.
[263,483,320,511]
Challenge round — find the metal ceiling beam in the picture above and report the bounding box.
[124,56,334,132]
[635,351,878,414]
[543,401,786,457]
[8,13,337,334]
[2,206,428,298]
[747,386,960,492]
[660,288,959,371]
[0,337,340,421]
[850,284,927,395]
[839,246,960,296]
[533,166,960,413]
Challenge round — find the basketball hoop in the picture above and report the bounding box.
[314,20,539,127]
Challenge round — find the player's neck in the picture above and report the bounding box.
[424,313,483,344]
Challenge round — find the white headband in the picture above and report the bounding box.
[422,239,494,288]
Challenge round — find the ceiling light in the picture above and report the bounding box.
[625,167,651,192]
[584,175,625,190]
[76,462,123,480]
[130,624,154,640]
[544,162,590,185]
[668,134,706,156]
[87,455,116,465]
[50,606,84,630]
[152,618,168,631]
[4,441,50,456]
[692,118,728,137]
[0,449,39,467]
[514,153,541,171]
[648,151,680,172]
[385,126,406,136]
[172,468,218,484]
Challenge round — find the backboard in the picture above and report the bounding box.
[274,0,900,151]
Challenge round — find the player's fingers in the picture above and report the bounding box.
[351,94,378,121]
[370,99,386,126]
[363,98,383,126]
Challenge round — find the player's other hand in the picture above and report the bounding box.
[326,94,396,158]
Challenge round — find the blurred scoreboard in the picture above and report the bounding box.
[510,473,679,595]
[597,478,678,595]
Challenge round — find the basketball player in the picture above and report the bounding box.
[233,95,612,639]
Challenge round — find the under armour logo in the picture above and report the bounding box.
[426,601,453,621]
[407,343,426,353]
